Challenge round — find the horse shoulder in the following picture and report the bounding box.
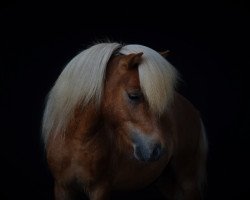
[157,93,206,199]
[169,92,202,167]
[46,104,111,185]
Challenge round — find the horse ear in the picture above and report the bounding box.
[159,50,170,58]
[124,52,143,69]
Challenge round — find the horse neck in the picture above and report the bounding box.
[63,103,117,149]
[65,103,103,143]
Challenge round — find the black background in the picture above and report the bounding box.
[1,1,249,200]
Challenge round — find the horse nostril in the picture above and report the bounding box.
[134,146,145,161]
[151,144,162,161]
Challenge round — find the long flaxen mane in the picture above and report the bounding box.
[42,42,178,146]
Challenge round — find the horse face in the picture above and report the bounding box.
[103,53,165,162]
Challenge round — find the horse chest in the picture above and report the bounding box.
[70,145,168,190]
[112,156,169,190]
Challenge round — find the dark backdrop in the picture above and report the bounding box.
[1,1,249,200]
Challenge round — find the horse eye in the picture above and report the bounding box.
[128,92,143,102]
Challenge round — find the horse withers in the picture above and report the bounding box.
[42,42,208,200]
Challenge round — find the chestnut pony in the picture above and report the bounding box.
[42,42,208,200]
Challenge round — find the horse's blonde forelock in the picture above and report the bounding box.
[42,42,121,145]
[119,45,178,115]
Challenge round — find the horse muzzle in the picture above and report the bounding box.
[131,132,164,162]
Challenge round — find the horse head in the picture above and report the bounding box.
[102,47,176,162]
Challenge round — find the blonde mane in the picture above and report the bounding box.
[42,43,122,145]
[42,42,178,146]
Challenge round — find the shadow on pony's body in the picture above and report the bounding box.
[42,43,208,200]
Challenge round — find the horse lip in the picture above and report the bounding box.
[133,143,164,162]
[130,129,164,162]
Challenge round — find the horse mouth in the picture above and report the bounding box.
[133,143,163,162]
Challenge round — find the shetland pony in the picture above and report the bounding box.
[42,42,208,200]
